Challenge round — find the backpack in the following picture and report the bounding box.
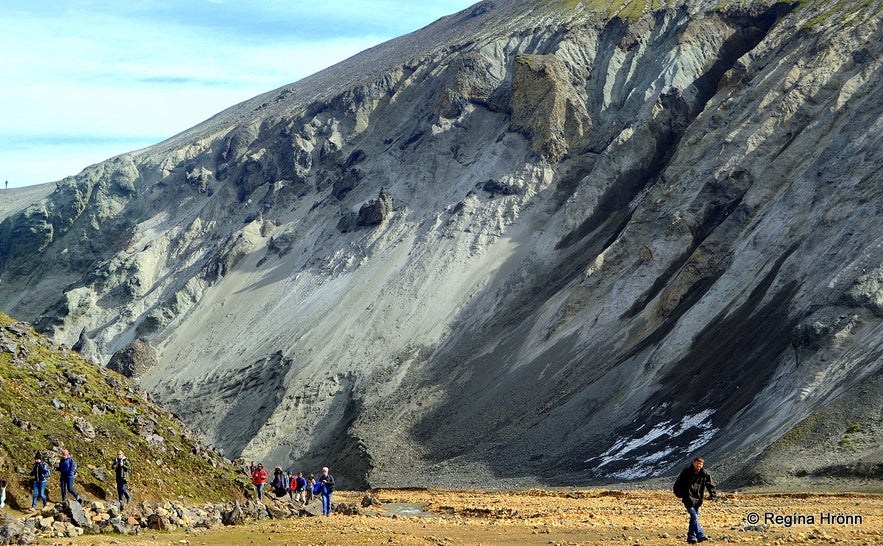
[35,462,51,481]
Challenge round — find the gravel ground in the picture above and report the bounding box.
[49,488,883,545]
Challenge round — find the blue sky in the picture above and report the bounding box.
[0,1,477,188]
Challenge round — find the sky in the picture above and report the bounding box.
[0,1,477,189]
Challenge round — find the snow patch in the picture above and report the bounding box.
[588,410,718,480]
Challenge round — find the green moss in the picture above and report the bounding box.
[846,423,862,434]
[776,412,821,447]
[803,0,881,30]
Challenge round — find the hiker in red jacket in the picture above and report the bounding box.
[251,463,269,503]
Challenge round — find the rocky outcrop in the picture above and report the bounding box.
[0,0,881,489]
[107,338,157,378]
[510,53,590,160]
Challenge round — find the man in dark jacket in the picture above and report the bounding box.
[30,452,51,509]
[318,467,335,516]
[673,456,717,543]
[111,450,132,506]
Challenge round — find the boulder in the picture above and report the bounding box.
[107,339,157,378]
[64,499,90,528]
[146,513,167,530]
[221,501,245,526]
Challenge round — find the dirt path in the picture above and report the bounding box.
[44,488,883,545]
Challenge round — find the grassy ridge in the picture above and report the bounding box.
[0,312,249,509]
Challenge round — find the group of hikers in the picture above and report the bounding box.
[7,447,714,542]
[0,449,133,511]
[249,462,335,516]
[242,454,715,542]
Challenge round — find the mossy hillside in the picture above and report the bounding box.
[539,0,675,21]
[0,312,249,509]
[539,0,882,27]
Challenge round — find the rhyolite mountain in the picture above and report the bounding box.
[1,0,881,489]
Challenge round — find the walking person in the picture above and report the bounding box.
[271,466,289,498]
[287,471,297,502]
[293,472,307,504]
[0,477,6,508]
[251,463,268,503]
[30,452,51,509]
[317,466,335,516]
[111,449,132,506]
[56,449,83,503]
[305,473,316,505]
[673,456,717,543]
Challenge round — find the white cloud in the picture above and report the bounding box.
[0,1,478,187]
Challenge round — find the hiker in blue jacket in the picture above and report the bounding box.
[56,449,84,503]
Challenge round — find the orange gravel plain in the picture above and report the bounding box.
[47,488,882,545]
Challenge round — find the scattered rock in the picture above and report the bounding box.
[0,513,25,544]
[147,513,167,530]
[361,494,382,508]
[73,417,96,439]
[334,502,363,516]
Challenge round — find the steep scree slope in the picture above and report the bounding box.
[1,0,881,488]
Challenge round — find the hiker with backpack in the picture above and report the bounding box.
[30,452,51,509]
[271,466,289,498]
[673,456,717,544]
[56,449,84,503]
[111,449,132,506]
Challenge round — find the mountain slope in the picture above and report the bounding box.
[1,0,881,488]
[0,312,247,508]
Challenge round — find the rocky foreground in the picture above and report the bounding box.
[0,494,325,544]
[6,488,880,545]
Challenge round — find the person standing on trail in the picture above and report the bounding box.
[293,471,307,504]
[317,466,335,516]
[305,473,316,505]
[56,449,84,503]
[251,463,268,502]
[673,456,717,544]
[30,452,51,509]
[271,466,289,498]
[111,449,132,506]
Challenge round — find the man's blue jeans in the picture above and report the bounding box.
[687,506,706,541]
[31,480,48,508]
[117,481,131,504]
[321,491,333,515]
